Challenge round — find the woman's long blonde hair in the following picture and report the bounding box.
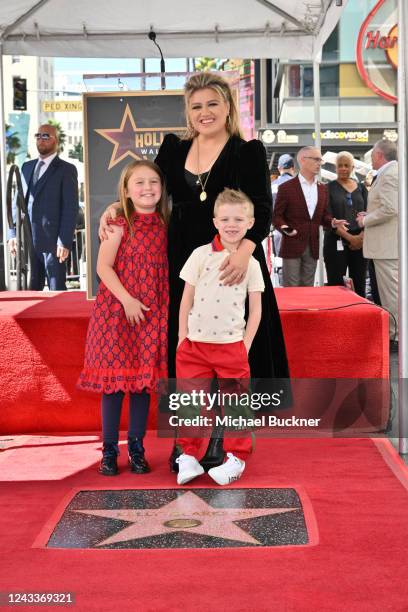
[117,160,170,232]
[183,72,242,139]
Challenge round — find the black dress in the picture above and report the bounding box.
[155,133,290,380]
[324,180,368,298]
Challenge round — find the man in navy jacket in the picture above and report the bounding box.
[8,124,79,290]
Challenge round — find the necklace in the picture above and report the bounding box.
[196,139,227,203]
[197,171,211,202]
[196,146,213,202]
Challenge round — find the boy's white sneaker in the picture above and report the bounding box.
[208,453,245,486]
[176,454,205,485]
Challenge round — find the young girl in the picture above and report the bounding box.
[78,160,169,476]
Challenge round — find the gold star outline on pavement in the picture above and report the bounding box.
[75,490,299,547]
[95,104,184,170]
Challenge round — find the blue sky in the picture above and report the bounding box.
[54,57,189,83]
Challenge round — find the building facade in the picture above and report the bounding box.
[259,0,397,166]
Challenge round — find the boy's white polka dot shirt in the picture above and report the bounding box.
[180,241,264,344]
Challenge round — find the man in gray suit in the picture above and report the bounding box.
[358,140,398,350]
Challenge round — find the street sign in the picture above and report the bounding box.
[42,100,83,112]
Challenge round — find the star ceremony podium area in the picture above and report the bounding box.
[0,287,389,434]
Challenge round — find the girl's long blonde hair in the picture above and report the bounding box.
[183,72,242,140]
[117,160,170,232]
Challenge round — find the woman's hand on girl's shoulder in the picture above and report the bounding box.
[122,296,150,326]
[98,201,121,241]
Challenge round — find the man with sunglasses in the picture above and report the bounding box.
[8,124,78,290]
[273,146,345,287]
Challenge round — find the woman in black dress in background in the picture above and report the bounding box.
[324,151,368,297]
[101,73,290,469]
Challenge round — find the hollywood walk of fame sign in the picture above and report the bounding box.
[46,488,311,549]
[94,103,185,170]
[83,91,185,298]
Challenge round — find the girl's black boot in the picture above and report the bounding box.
[99,443,119,476]
[128,437,150,474]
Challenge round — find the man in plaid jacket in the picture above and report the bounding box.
[273,146,343,287]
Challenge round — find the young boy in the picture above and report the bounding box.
[175,188,264,486]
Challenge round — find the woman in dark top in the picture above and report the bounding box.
[101,73,290,470]
[324,151,368,297]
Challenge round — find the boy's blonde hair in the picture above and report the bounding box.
[117,160,170,233]
[213,188,254,218]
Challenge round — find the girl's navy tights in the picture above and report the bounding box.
[101,390,150,446]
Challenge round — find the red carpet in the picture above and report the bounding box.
[0,435,407,611]
[0,288,389,434]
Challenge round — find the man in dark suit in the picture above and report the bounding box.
[8,124,79,290]
[273,146,344,287]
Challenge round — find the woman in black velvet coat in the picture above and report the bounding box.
[155,73,289,381]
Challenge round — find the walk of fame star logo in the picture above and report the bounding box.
[95,104,184,170]
[46,489,311,549]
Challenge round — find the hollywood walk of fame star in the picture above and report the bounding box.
[95,104,143,170]
[95,104,184,170]
[75,490,298,546]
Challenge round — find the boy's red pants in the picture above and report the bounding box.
[175,339,253,460]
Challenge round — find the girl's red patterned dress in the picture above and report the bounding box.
[78,212,168,393]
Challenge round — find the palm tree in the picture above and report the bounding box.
[5,124,21,164]
[195,57,226,71]
[47,120,66,153]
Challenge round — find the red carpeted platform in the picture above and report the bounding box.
[0,288,389,434]
[0,435,407,611]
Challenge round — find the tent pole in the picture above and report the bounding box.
[1,0,51,40]
[0,43,9,290]
[260,59,267,127]
[313,53,324,287]
[398,0,408,455]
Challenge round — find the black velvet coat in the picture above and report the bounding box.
[155,133,290,379]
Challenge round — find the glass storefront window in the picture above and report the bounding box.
[303,67,314,97]
[320,66,339,97]
[288,65,339,98]
[322,27,339,61]
[288,65,300,97]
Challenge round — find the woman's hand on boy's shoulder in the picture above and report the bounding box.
[219,250,250,285]
[98,201,121,241]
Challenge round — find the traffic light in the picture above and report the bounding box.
[13,77,27,111]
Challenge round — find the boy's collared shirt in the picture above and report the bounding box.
[180,236,264,343]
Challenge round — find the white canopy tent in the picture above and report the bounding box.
[0,0,348,286]
[0,0,343,59]
[0,0,406,453]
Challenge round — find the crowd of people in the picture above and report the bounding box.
[270,140,399,350]
[7,72,399,484]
